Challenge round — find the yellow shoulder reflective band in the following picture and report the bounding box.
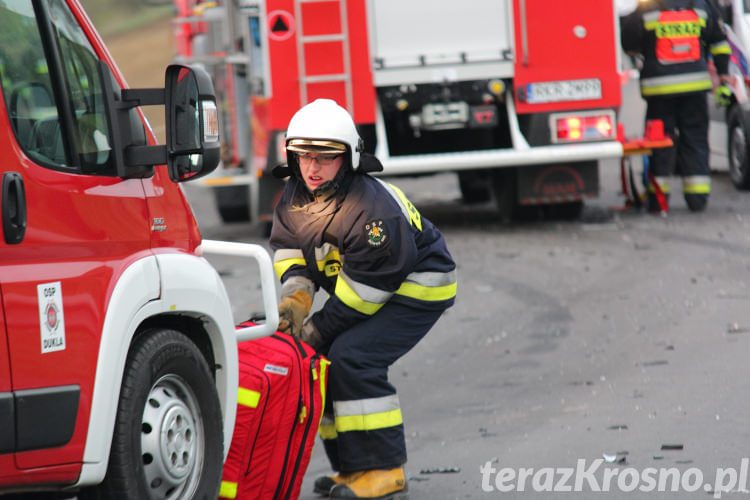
[237,387,261,408]
[273,249,307,280]
[375,178,422,230]
[387,183,422,231]
[219,480,238,499]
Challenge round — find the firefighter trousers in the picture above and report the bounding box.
[645,92,711,211]
[318,301,445,472]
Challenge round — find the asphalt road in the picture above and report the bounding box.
[184,147,750,499]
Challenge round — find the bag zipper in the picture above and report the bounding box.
[282,353,320,500]
[271,334,308,499]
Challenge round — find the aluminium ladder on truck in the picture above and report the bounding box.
[295,0,355,114]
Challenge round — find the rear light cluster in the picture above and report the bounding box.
[550,110,616,144]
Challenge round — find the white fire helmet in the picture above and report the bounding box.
[286,99,364,170]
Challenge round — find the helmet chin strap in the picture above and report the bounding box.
[311,162,353,199]
[312,180,339,198]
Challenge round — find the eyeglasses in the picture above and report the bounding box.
[296,152,342,166]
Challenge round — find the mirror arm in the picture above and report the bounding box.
[120,89,166,108]
[125,145,168,167]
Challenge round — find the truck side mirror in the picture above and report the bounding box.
[165,65,220,182]
[99,61,220,182]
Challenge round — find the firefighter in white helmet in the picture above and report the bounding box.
[270,99,457,499]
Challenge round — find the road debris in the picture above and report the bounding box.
[642,360,669,366]
[727,323,750,334]
[603,451,628,463]
[479,427,497,438]
[661,444,684,450]
[419,467,461,474]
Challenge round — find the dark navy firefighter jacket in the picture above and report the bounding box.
[270,155,457,344]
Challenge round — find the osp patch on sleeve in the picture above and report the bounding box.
[365,219,387,247]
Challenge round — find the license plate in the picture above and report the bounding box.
[526,78,602,104]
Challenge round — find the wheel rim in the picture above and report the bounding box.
[730,121,747,184]
[141,374,205,500]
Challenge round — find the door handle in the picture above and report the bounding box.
[2,172,27,245]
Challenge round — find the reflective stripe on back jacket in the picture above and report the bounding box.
[620,0,730,97]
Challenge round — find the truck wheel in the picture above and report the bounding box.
[214,185,251,222]
[491,168,517,222]
[84,329,223,500]
[727,104,750,190]
[458,170,491,204]
[545,201,583,220]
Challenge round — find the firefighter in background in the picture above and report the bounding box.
[270,99,457,499]
[621,0,731,212]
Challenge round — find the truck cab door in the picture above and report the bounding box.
[512,0,622,114]
[0,0,151,474]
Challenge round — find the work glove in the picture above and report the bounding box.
[715,84,732,107]
[277,288,313,337]
[298,318,324,350]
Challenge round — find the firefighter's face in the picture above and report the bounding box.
[297,152,344,192]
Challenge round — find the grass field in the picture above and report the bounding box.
[79,0,172,38]
[93,4,175,141]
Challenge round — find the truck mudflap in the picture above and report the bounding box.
[373,141,623,176]
[516,162,598,205]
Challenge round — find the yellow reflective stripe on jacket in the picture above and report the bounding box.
[238,387,261,408]
[334,271,390,315]
[336,267,456,313]
[387,183,423,231]
[336,409,404,432]
[333,394,403,432]
[683,175,711,194]
[219,481,238,499]
[375,178,423,230]
[273,249,307,280]
[395,270,457,302]
[315,243,342,275]
[710,40,731,56]
[641,71,713,96]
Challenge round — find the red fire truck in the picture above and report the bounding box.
[0,0,277,497]
[174,0,624,224]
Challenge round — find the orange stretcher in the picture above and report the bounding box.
[616,119,674,214]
